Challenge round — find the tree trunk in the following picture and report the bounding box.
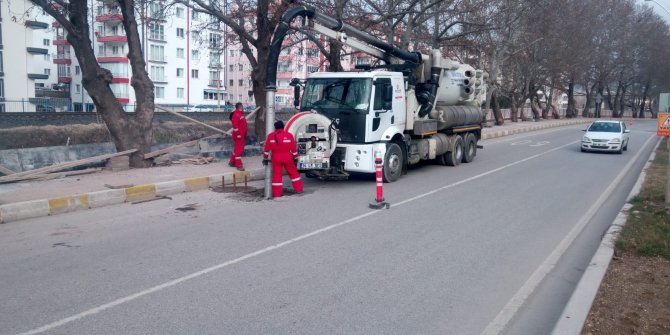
[510,93,519,122]
[491,92,504,125]
[530,96,541,120]
[42,0,155,167]
[639,80,650,118]
[619,85,627,118]
[566,81,577,118]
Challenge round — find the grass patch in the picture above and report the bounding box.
[616,138,670,260]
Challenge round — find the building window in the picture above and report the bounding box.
[229,50,235,57]
[177,87,184,98]
[238,64,243,71]
[44,54,50,61]
[278,62,291,72]
[176,7,185,18]
[149,3,162,19]
[75,66,80,75]
[150,65,165,82]
[149,24,164,41]
[0,79,4,98]
[208,33,221,48]
[191,69,199,78]
[176,28,184,38]
[76,84,81,93]
[229,64,234,72]
[308,64,319,73]
[229,79,234,87]
[149,45,165,62]
[307,48,318,58]
[191,11,199,20]
[44,69,50,76]
[43,39,50,46]
[177,48,184,59]
[248,79,252,87]
[238,79,243,87]
[176,68,184,77]
[192,50,200,60]
[155,86,165,98]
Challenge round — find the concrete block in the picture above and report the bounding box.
[88,189,126,208]
[125,184,157,202]
[48,194,90,215]
[0,199,50,223]
[155,180,186,196]
[184,177,210,191]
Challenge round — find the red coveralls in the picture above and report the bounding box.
[228,108,247,169]
[263,129,304,197]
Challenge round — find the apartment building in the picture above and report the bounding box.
[51,0,228,111]
[0,0,375,113]
[0,0,60,112]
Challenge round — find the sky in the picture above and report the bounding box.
[640,0,670,23]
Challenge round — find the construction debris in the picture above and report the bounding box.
[144,106,261,160]
[0,164,16,176]
[0,149,137,184]
[173,156,214,165]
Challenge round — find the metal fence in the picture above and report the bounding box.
[0,99,93,113]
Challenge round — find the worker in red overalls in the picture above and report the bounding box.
[263,120,304,197]
[228,102,247,171]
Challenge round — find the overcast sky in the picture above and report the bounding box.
[640,0,670,23]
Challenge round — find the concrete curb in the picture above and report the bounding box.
[0,169,265,224]
[0,119,592,224]
[481,119,591,140]
[550,137,661,334]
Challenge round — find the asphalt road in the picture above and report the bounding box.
[0,120,659,335]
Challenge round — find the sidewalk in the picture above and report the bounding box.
[0,118,590,223]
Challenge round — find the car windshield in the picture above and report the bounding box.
[588,122,621,133]
[301,78,372,113]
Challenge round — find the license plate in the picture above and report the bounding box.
[593,144,606,147]
[300,163,323,169]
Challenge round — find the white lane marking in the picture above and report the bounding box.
[395,141,578,207]
[15,139,582,335]
[484,127,574,145]
[480,134,656,335]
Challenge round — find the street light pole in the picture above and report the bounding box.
[645,0,670,16]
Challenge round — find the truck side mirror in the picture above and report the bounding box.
[293,85,301,108]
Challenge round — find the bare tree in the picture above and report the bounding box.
[30,0,155,167]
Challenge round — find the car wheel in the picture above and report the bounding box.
[581,147,586,152]
[623,140,628,151]
[617,146,623,154]
[383,142,404,183]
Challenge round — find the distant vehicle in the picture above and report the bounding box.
[581,120,630,154]
[182,104,214,112]
[36,104,54,112]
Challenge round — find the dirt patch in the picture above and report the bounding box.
[582,252,670,334]
[0,121,237,150]
[212,186,304,202]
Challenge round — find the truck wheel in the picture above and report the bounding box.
[445,135,464,166]
[383,142,404,183]
[462,133,477,163]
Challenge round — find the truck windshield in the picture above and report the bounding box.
[301,78,372,113]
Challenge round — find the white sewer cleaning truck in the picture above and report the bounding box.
[266,7,488,182]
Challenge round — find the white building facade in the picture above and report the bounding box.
[0,0,60,112]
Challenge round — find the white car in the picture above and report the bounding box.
[182,104,213,112]
[581,120,630,154]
